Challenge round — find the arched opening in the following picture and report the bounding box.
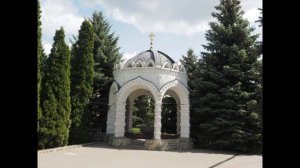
[135,62,142,67]
[124,88,155,139]
[161,81,190,138]
[145,59,155,67]
[135,59,144,67]
[161,95,178,139]
[124,61,134,68]
[172,63,179,71]
[162,61,172,69]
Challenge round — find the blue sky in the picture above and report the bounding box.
[41,0,262,62]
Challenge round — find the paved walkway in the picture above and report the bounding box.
[38,142,262,168]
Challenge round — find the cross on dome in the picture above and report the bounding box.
[149,32,155,50]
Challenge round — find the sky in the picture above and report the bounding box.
[41,0,262,62]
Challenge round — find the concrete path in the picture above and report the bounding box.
[38,143,262,168]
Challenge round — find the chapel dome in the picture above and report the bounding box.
[130,49,175,65]
[122,49,180,68]
[115,49,186,73]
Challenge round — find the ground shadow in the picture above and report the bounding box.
[82,141,241,155]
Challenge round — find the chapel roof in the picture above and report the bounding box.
[126,49,175,66]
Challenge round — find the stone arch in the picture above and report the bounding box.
[179,64,187,73]
[134,59,144,67]
[160,80,190,138]
[118,77,161,103]
[145,59,155,67]
[113,77,162,137]
[160,80,189,104]
[125,89,155,134]
[164,89,180,105]
[124,60,134,68]
[172,63,179,71]
[162,61,172,69]
[128,89,155,103]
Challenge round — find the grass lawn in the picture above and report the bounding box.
[132,127,141,134]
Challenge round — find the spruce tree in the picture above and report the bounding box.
[39,28,71,149]
[191,0,262,153]
[256,8,262,27]
[180,48,198,90]
[69,20,95,144]
[87,11,122,137]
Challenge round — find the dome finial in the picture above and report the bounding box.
[149,32,155,50]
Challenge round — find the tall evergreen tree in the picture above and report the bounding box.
[37,0,42,130]
[180,48,198,90]
[39,28,71,149]
[69,20,95,144]
[191,0,262,153]
[86,11,122,137]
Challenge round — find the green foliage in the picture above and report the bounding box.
[180,48,198,90]
[86,11,122,137]
[191,0,262,153]
[39,28,71,149]
[131,127,141,134]
[161,97,177,134]
[132,96,154,127]
[256,8,262,27]
[69,20,95,144]
[37,0,42,131]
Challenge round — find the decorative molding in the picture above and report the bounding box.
[160,79,189,95]
[124,60,135,68]
[145,59,155,67]
[117,76,160,93]
[162,61,173,69]
[172,63,179,71]
[134,58,145,67]
[117,76,162,103]
[113,67,187,78]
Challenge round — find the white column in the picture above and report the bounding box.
[125,99,130,132]
[114,102,126,137]
[154,102,162,140]
[180,104,190,138]
[106,103,116,134]
[128,102,133,132]
[176,105,181,135]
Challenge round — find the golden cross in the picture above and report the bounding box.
[149,32,155,49]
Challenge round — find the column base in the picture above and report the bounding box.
[101,134,114,142]
[108,137,132,147]
[144,138,193,151]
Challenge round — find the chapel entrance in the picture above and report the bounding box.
[124,89,180,140]
[105,48,192,150]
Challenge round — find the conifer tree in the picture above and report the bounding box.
[69,20,95,144]
[87,11,122,137]
[39,28,71,149]
[191,0,262,153]
[180,48,198,90]
[256,8,262,27]
[37,0,42,130]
